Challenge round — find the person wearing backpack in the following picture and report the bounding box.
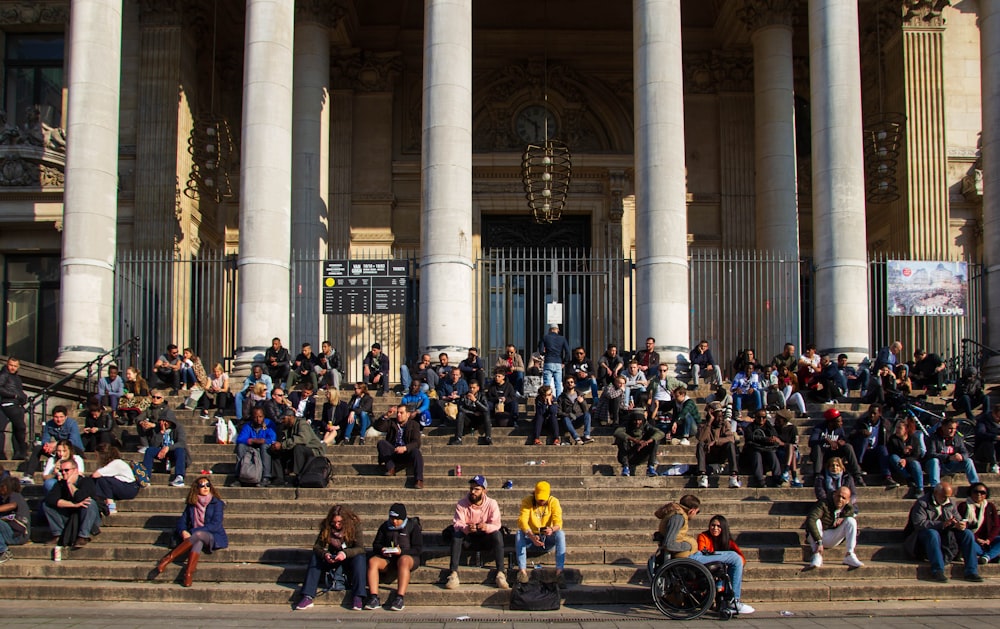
[270,408,325,487]
[235,408,276,487]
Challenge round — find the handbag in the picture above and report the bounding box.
[495,400,506,414]
[443,402,458,420]
[509,579,561,611]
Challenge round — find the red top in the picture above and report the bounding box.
[697,532,746,564]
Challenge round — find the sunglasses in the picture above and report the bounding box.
[973,490,988,495]
[197,482,212,488]
[151,395,164,400]
[273,393,284,397]
[59,467,74,473]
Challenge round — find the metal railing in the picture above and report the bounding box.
[959,338,1000,380]
[26,336,139,442]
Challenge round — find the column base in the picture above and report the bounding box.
[55,347,109,375]
[232,347,269,381]
[656,345,691,380]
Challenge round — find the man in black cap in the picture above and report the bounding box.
[363,342,390,396]
[365,502,423,612]
[443,475,509,591]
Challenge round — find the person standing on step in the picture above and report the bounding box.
[444,475,509,591]
[0,356,28,461]
[538,325,570,397]
[904,481,982,582]
[364,502,422,612]
[294,504,368,611]
[804,486,864,570]
[373,404,424,489]
[153,475,228,587]
[515,481,566,584]
[614,411,664,477]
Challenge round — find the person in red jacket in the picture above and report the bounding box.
[696,514,745,565]
[957,482,1000,564]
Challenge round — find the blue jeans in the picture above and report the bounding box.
[43,500,101,541]
[918,527,978,575]
[980,537,1000,562]
[577,377,599,399]
[509,371,525,395]
[342,411,370,440]
[180,367,196,387]
[562,412,592,441]
[516,529,566,570]
[691,364,721,386]
[889,454,925,490]
[690,550,744,600]
[400,366,430,392]
[300,551,367,598]
[0,518,28,552]
[954,393,990,420]
[733,391,761,413]
[925,457,979,487]
[851,438,890,476]
[143,446,188,479]
[543,363,564,397]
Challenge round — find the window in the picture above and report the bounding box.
[4,33,64,128]
[3,255,60,365]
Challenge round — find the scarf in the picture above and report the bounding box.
[387,517,408,531]
[823,471,844,495]
[965,499,987,531]
[329,527,345,551]
[193,495,212,529]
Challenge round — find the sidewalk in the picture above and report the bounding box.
[3,599,999,628]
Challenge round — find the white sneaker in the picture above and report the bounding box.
[991,464,1000,474]
[679,438,691,446]
[20,475,33,485]
[698,475,709,488]
[170,475,186,487]
[842,553,864,568]
[728,475,741,488]
[495,571,510,590]
[444,571,460,589]
[735,601,755,615]
[809,552,823,568]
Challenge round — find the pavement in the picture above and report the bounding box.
[2,599,999,628]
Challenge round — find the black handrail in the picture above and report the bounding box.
[26,337,140,444]
[959,338,999,380]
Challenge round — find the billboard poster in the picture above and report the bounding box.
[886,260,967,316]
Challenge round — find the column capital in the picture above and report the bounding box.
[333,51,403,92]
[901,0,952,28]
[738,0,798,33]
[684,51,754,94]
[0,2,68,25]
[295,0,348,27]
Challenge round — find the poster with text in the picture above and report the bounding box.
[887,260,967,316]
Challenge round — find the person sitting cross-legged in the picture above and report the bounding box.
[904,481,982,582]
[613,411,664,477]
[804,486,864,569]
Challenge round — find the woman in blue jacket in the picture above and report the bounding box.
[153,475,228,586]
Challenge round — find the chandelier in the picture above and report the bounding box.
[862,15,904,204]
[522,135,571,223]
[183,0,234,204]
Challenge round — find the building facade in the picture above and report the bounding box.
[0,0,990,377]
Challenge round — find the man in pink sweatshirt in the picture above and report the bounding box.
[443,474,510,590]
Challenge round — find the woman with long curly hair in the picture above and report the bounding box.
[294,505,368,611]
[153,475,227,587]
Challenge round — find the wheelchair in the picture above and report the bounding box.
[649,552,737,621]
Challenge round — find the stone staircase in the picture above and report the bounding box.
[2,387,998,608]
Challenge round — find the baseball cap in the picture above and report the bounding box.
[388,503,407,520]
[534,481,551,502]
[470,475,487,488]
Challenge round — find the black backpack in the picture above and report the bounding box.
[298,455,332,488]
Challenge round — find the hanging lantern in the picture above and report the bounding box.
[522,139,571,223]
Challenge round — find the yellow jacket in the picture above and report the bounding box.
[517,495,563,533]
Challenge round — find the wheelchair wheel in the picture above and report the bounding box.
[651,558,715,620]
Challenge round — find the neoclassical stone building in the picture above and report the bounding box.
[0,0,993,377]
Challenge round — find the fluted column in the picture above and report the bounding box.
[291,7,332,346]
[741,0,800,253]
[808,0,870,361]
[234,0,294,371]
[56,0,124,371]
[982,2,1000,376]
[634,0,689,372]
[419,0,473,355]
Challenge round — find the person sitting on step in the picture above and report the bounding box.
[140,402,189,488]
[373,404,425,489]
[613,411,664,477]
[363,502,422,612]
[532,385,561,446]
[270,408,325,487]
[808,408,866,488]
[450,380,492,446]
[957,482,1000,566]
[235,407,276,487]
[153,475,228,587]
[294,504,368,611]
[515,481,566,584]
[41,457,99,550]
[697,402,741,488]
[443,475,509,591]
[924,417,979,488]
[903,481,982,583]
[557,376,593,445]
[849,403,896,488]
[974,405,1000,475]
[338,382,373,445]
[804,486,864,570]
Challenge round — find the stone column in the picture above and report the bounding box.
[56,0,124,371]
[899,2,950,258]
[633,0,689,371]
[419,0,473,355]
[982,2,1000,375]
[291,6,333,346]
[808,0,870,361]
[233,0,294,372]
[741,0,800,253]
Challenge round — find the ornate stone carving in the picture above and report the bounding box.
[296,0,348,26]
[737,0,798,32]
[901,0,951,28]
[0,2,68,25]
[684,52,754,93]
[0,108,67,153]
[0,146,65,188]
[608,170,627,222]
[333,51,403,92]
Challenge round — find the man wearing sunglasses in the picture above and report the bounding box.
[42,458,100,548]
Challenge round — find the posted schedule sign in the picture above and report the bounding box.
[322,259,409,315]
